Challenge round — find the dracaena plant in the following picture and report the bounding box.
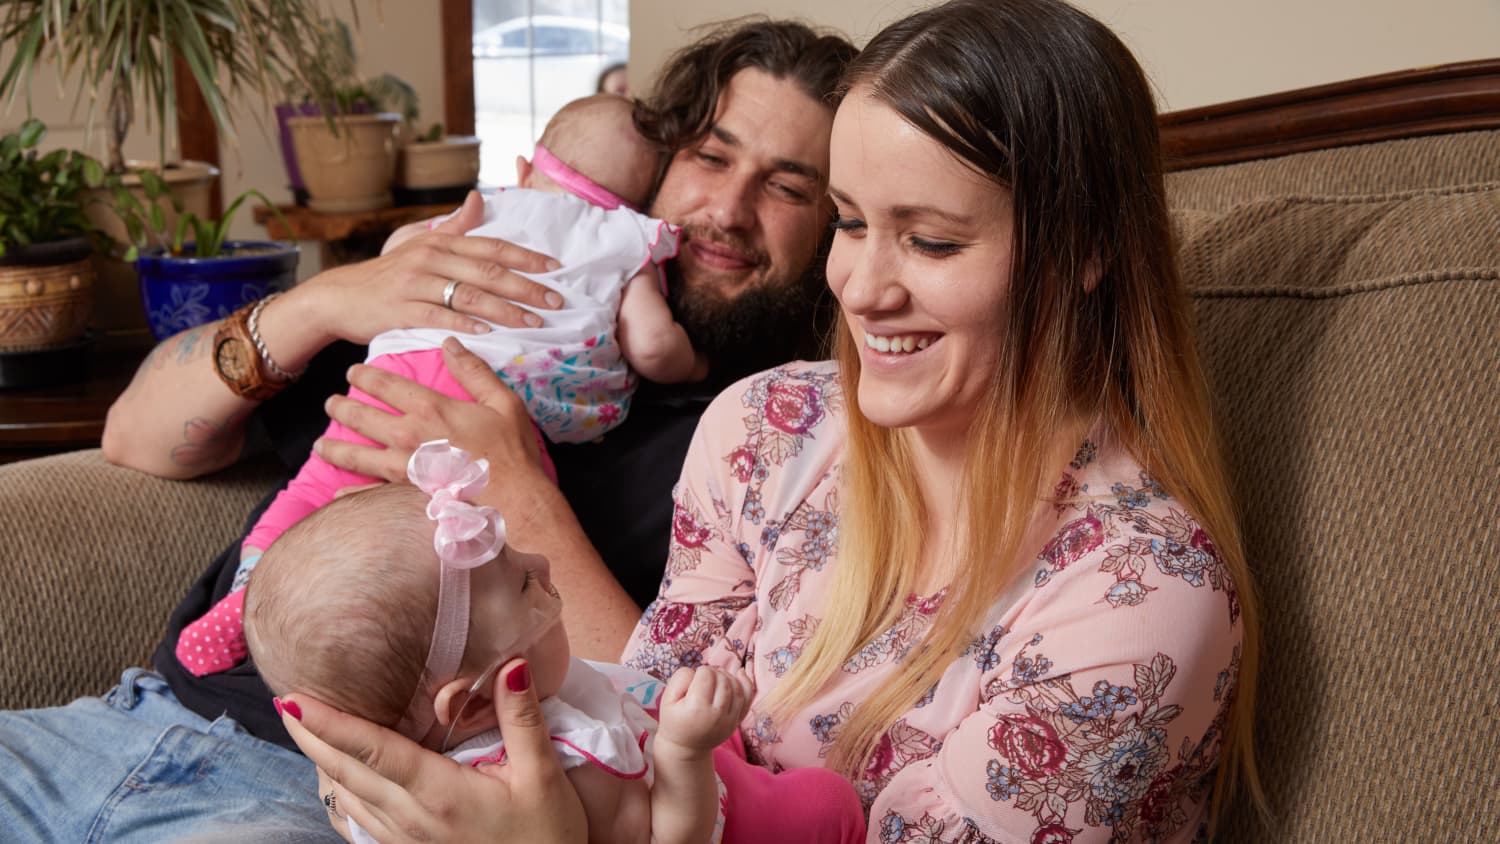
[0,118,105,257]
[0,0,361,174]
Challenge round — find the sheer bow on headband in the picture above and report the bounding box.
[394,440,506,742]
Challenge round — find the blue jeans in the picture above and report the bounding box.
[0,668,342,843]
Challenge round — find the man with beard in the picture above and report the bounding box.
[0,24,853,840]
[0,18,855,844]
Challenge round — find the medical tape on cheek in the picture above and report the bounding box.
[438,590,564,753]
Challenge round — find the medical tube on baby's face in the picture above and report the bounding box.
[440,556,565,753]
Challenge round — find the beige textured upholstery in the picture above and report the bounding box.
[0,129,1493,840]
[1169,130,1500,840]
[0,450,279,707]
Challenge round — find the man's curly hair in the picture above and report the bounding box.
[632,17,857,184]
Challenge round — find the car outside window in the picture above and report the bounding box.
[472,1,629,187]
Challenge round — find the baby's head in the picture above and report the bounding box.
[517,93,659,210]
[245,482,569,749]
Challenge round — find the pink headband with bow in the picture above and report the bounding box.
[395,440,506,740]
[532,143,635,210]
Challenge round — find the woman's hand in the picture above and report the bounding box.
[315,337,545,484]
[279,659,587,844]
[281,190,565,350]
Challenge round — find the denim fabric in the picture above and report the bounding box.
[0,668,342,843]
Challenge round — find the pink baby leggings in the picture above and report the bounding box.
[176,348,556,677]
[713,731,867,843]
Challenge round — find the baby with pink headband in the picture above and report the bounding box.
[179,94,703,678]
[244,441,865,844]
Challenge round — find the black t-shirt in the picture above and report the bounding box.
[152,343,714,749]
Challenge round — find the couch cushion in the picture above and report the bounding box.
[0,450,281,709]
[1169,143,1499,842]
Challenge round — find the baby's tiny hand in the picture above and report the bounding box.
[654,666,750,755]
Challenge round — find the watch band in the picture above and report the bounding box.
[247,293,306,382]
[212,298,297,401]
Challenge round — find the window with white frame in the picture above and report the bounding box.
[472,0,629,187]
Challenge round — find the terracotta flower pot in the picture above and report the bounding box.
[287,113,403,213]
[0,237,95,351]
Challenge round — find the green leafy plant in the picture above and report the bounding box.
[0,0,360,174]
[108,170,291,261]
[288,17,419,127]
[0,118,105,257]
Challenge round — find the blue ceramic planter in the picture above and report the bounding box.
[136,241,299,340]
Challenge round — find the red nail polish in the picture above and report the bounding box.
[273,697,284,717]
[505,663,531,693]
[281,699,303,721]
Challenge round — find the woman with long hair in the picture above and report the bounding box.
[622,0,1261,839]
[282,1,1259,839]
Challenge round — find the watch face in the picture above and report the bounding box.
[215,336,254,382]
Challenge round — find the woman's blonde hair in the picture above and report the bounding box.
[768,0,1263,825]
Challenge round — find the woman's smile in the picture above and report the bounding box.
[826,89,1015,435]
[861,330,939,355]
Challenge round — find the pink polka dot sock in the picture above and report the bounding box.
[176,589,248,677]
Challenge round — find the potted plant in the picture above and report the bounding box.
[282,17,414,213]
[0,119,102,386]
[108,171,299,340]
[0,0,348,332]
[395,122,483,207]
[0,0,350,173]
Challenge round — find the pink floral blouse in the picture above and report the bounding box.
[622,362,1242,844]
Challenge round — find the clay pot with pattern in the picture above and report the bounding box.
[0,237,95,351]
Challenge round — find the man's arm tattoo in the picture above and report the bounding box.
[169,408,251,469]
[147,323,215,371]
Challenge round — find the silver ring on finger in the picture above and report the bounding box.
[442,279,460,310]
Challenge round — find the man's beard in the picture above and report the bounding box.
[664,253,834,388]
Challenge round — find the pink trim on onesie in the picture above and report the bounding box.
[467,728,651,779]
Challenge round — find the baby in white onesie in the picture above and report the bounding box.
[180,94,705,680]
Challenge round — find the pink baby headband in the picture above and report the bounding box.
[395,440,506,741]
[532,143,635,210]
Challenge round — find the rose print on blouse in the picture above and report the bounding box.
[1036,470,1239,624]
[734,367,843,468]
[768,490,840,611]
[844,590,945,673]
[625,594,752,679]
[946,649,1238,843]
[621,363,1240,842]
[763,614,818,678]
[878,812,1002,844]
[856,719,943,808]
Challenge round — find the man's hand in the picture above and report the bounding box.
[291,191,564,347]
[654,667,752,758]
[316,338,545,485]
[280,659,586,844]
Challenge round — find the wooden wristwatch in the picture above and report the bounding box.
[213,298,294,401]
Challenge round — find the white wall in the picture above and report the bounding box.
[630,0,1500,111]
[7,1,1496,259]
